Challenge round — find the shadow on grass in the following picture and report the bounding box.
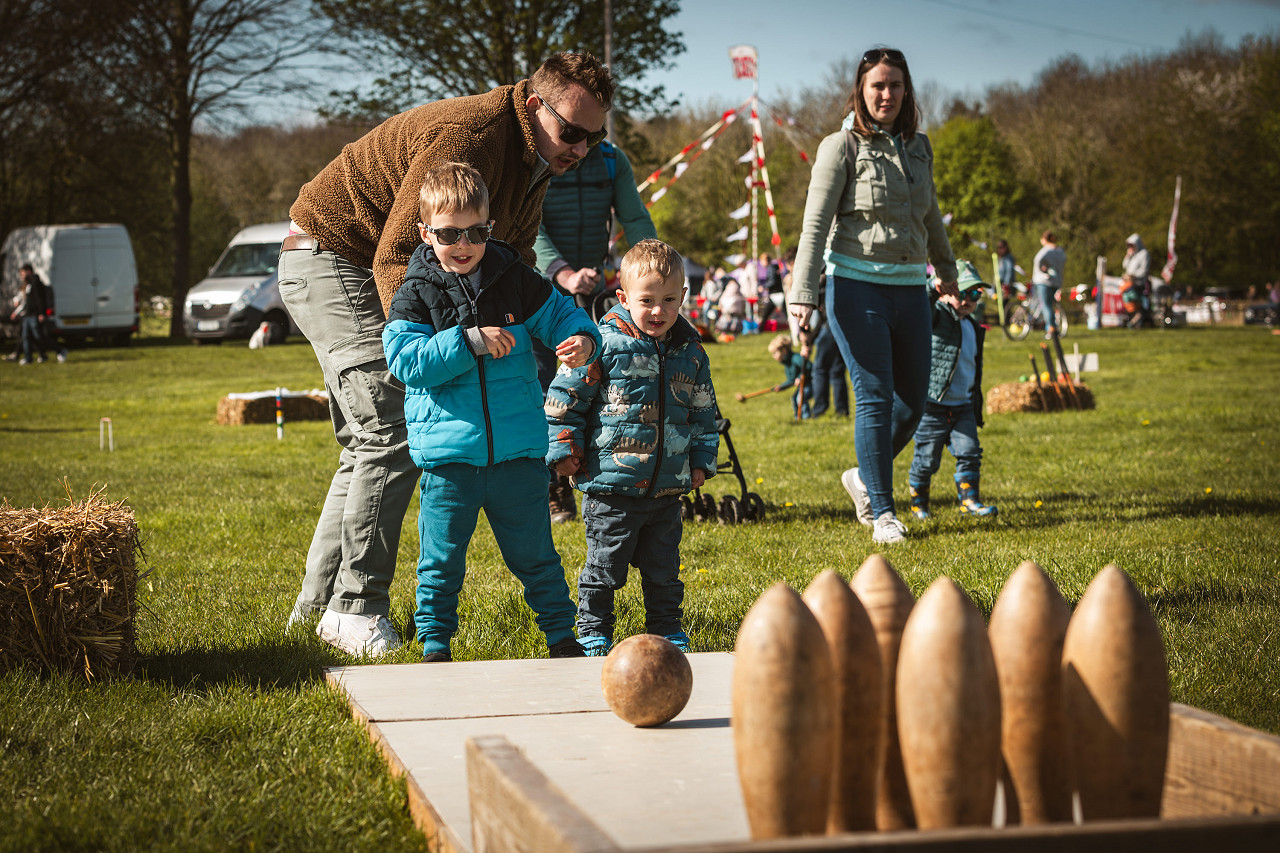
[0,425,95,434]
[136,636,342,692]
[1147,578,1280,615]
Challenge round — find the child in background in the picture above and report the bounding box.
[383,162,603,662]
[767,333,812,419]
[545,239,719,656]
[907,260,998,519]
[716,275,746,335]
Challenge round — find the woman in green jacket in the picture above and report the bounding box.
[788,47,959,544]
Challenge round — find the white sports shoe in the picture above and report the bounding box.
[316,610,402,657]
[841,468,875,527]
[872,512,909,545]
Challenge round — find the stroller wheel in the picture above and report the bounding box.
[718,495,744,524]
[745,492,766,522]
[680,496,695,521]
[695,493,717,522]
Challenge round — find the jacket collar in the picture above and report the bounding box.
[604,303,701,348]
[419,239,521,294]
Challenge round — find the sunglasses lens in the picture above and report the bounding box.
[435,227,462,244]
[464,226,491,244]
[864,48,905,63]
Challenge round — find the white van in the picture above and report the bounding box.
[1,223,139,346]
[183,221,298,344]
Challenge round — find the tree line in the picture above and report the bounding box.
[2,2,1275,340]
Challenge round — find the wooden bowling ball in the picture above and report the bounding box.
[601,634,693,727]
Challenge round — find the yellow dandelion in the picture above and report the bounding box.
[1205,487,1212,494]
[1035,500,1043,508]
[697,568,709,573]
[679,564,685,572]
[755,477,764,484]
[1142,419,1150,426]
[783,501,794,507]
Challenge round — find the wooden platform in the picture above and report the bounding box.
[326,653,745,852]
[326,653,1280,853]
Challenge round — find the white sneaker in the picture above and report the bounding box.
[56,350,67,363]
[316,610,402,657]
[841,468,874,527]
[872,512,909,544]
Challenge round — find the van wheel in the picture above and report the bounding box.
[265,312,289,345]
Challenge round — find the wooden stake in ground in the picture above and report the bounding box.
[1030,354,1050,412]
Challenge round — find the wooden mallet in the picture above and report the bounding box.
[736,386,776,403]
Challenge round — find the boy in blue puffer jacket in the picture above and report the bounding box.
[545,239,719,656]
[383,162,603,663]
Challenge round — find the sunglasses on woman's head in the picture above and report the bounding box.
[533,89,608,147]
[424,223,494,245]
[862,47,905,64]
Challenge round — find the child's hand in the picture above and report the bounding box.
[691,468,706,489]
[554,456,581,477]
[556,334,591,368]
[479,326,515,358]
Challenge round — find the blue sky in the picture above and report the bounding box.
[636,0,1280,109]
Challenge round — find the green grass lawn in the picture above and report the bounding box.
[2,318,1278,851]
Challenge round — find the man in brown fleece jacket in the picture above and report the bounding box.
[281,53,615,658]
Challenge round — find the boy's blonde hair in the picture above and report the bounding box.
[418,162,490,224]
[619,239,684,288]
[767,333,793,358]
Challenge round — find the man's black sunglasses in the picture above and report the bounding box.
[533,89,607,147]
[862,47,906,65]
[424,223,494,245]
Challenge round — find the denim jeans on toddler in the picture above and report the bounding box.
[577,493,684,641]
[908,401,983,487]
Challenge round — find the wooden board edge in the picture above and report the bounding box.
[1164,703,1280,818]
[466,734,621,853]
[622,814,1280,852]
[325,665,468,852]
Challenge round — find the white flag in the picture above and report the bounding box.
[737,149,754,164]
[674,162,688,178]
[724,253,746,266]
[728,202,750,220]
[725,226,749,242]
[650,187,667,203]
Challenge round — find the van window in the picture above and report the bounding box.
[211,242,279,278]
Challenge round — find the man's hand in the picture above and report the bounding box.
[691,468,706,489]
[479,326,515,358]
[554,456,581,477]
[556,334,592,368]
[788,302,814,331]
[557,267,600,296]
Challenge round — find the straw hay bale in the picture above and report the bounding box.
[217,391,329,425]
[986,381,1095,414]
[0,488,143,680]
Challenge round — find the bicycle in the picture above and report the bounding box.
[996,281,1067,341]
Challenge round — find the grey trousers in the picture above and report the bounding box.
[277,245,419,617]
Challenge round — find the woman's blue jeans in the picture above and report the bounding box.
[826,277,931,518]
[1035,283,1060,334]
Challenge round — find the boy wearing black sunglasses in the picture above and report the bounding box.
[384,162,603,663]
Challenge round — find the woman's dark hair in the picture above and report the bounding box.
[844,47,919,140]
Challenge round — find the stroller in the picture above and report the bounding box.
[681,403,765,524]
